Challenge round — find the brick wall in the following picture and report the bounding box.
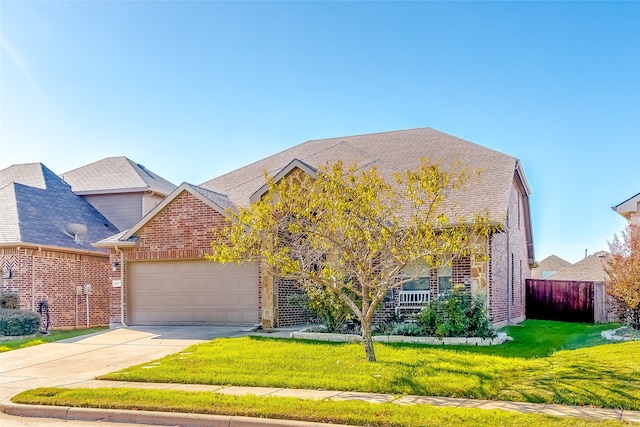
[1,247,110,329]
[489,179,530,327]
[108,190,262,325]
[275,278,314,327]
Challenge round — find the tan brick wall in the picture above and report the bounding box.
[1,247,110,330]
[489,179,530,327]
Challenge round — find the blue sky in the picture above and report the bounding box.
[1,1,638,264]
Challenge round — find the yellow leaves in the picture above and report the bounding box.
[606,224,640,310]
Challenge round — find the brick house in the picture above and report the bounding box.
[612,192,640,225]
[98,128,534,329]
[0,164,120,329]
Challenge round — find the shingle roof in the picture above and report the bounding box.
[0,163,120,251]
[61,156,177,196]
[546,251,610,282]
[200,128,522,224]
[531,255,572,279]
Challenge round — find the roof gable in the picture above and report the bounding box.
[200,128,520,224]
[250,159,318,203]
[62,156,177,196]
[612,192,640,220]
[111,182,235,243]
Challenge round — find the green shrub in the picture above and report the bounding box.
[288,285,352,333]
[416,284,496,339]
[0,308,41,336]
[0,293,19,309]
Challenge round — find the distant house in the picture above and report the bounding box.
[61,157,177,231]
[0,163,119,328]
[97,128,535,329]
[531,255,572,279]
[612,192,640,225]
[546,251,610,282]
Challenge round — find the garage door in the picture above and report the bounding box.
[128,260,259,326]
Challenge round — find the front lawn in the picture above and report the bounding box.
[14,320,635,426]
[0,327,107,353]
[92,320,638,410]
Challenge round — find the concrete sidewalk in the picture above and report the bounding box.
[1,327,639,426]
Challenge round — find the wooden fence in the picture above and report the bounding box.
[526,279,608,323]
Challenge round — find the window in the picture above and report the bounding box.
[402,277,431,291]
[437,265,452,295]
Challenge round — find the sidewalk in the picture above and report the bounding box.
[1,327,639,426]
[4,379,640,426]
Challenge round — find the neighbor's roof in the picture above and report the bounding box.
[61,156,177,196]
[531,254,572,279]
[0,163,119,252]
[546,251,610,282]
[200,127,526,224]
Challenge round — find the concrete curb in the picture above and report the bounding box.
[0,401,353,427]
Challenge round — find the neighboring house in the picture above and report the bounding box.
[531,255,572,279]
[612,192,640,225]
[61,156,177,231]
[97,128,535,329]
[0,163,120,329]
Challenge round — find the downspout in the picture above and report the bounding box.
[506,224,511,325]
[115,246,126,326]
[31,247,42,311]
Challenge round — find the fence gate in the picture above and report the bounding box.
[526,279,595,323]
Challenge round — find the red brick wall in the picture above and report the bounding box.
[108,190,262,326]
[1,247,110,330]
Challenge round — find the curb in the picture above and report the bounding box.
[0,401,353,427]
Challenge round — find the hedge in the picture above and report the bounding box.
[0,308,41,336]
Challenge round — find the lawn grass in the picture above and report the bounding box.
[94,320,639,410]
[0,327,107,353]
[13,387,627,427]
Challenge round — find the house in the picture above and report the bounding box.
[531,255,572,279]
[61,156,177,231]
[0,163,120,329]
[96,128,534,329]
[612,192,640,225]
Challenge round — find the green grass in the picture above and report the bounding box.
[13,387,627,427]
[13,320,636,426]
[0,327,107,353]
[94,320,638,410]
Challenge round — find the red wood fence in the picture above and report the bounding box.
[526,279,601,323]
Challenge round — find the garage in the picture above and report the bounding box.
[128,260,259,326]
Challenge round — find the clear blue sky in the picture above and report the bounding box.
[1,1,638,264]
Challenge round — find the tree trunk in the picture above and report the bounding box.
[360,319,376,362]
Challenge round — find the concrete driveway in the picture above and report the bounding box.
[0,326,249,426]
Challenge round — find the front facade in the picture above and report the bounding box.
[4,128,535,331]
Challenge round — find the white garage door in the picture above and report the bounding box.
[128,260,259,326]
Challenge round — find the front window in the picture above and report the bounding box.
[437,265,452,295]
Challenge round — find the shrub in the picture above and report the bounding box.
[288,285,352,333]
[0,308,41,336]
[0,293,19,309]
[416,284,496,339]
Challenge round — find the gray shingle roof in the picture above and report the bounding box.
[547,251,610,282]
[200,128,521,224]
[0,163,120,251]
[61,156,177,196]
